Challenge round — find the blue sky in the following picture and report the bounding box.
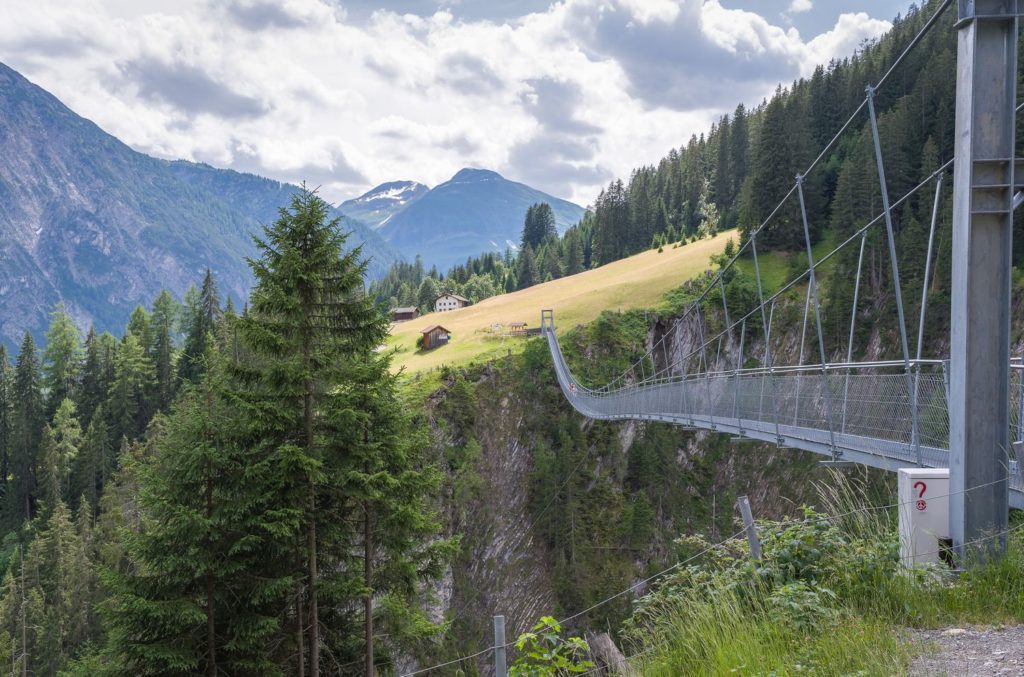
[0,0,917,205]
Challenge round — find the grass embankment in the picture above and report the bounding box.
[387,231,737,374]
[622,474,1024,676]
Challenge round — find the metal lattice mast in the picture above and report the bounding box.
[949,0,1018,562]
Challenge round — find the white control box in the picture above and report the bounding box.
[897,468,950,568]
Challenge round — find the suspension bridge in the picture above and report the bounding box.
[542,0,1024,560]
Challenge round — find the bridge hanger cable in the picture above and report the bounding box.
[598,0,955,393]
[632,161,952,389]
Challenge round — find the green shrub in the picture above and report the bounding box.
[510,617,593,676]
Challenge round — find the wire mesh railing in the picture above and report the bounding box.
[541,318,1024,504]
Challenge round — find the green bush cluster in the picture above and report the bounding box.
[622,494,1024,675]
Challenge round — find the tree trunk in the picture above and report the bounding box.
[303,336,319,677]
[295,566,305,677]
[307,486,319,677]
[205,384,217,677]
[365,502,374,677]
[205,568,216,677]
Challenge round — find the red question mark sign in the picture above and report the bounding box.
[913,481,927,511]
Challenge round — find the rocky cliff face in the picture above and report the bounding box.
[416,299,851,673]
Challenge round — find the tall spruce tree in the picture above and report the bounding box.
[521,203,557,250]
[106,334,155,443]
[42,304,83,417]
[235,186,389,676]
[331,354,454,674]
[77,327,106,429]
[106,349,285,676]
[150,290,179,412]
[12,333,43,521]
[178,270,221,386]
[0,347,12,503]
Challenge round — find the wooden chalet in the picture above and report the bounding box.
[420,324,451,350]
[391,306,420,322]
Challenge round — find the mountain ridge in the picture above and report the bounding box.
[0,61,398,349]
[378,167,585,270]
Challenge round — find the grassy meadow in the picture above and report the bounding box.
[387,230,737,374]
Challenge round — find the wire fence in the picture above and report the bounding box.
[401,473,1021,676]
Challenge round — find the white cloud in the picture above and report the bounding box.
[788,0,813,14]
[0,0,894,207]
[617,0,681,25]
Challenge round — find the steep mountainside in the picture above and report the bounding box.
[379,168,585,270]
[339,180,429,229]
[0,62,398,348]
[416,297,840,673]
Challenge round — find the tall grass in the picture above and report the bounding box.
[622,472,1024,676]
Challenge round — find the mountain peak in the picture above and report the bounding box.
[449,168,503,183]
[378,168,585,270]
[340,180,429,229]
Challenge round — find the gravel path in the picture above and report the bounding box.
[908,625,1024,676]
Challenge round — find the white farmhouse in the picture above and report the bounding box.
[434,293,470,312]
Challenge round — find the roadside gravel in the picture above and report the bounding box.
[908,625,1024,676]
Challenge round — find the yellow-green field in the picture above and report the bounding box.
[388,230,736,374]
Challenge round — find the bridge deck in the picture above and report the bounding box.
[543,326,1024,509]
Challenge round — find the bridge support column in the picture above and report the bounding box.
[949,0,1018,563]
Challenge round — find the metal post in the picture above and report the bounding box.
[842,233,868,434]
[796,175,838,456]
[912,174,945,465]
[737,496,761,561]
[867,85,919,464]
[681,319,694,425]
[494,615,507,677]
[719,276,731,336]
[735,319,746,431]
[949,0,1016,563]
[767,300,781,442]
[917,173,944,361]
[795,283,811,425]
[751,234,782,443]
[697,306,715,429]
[866,86,913,371]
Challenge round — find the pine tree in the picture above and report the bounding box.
[150,290,179,412]
[126,306,153,352]
[77,327,107,429]
[106,352,282,675]
[178,270,221,385]
[106,334,155,442]
[11,333,43,521]
[36,427,60,517]
[71,406,110,511]
[517,244,538,290]
[417,277,440,312]
[50,399,82,502]
[564,231,584,276]
[42,304,83,417]
[0,347,12,504]
[328,354,454,673]
[235,186,390,676]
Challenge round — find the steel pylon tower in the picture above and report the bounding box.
[949,0,1021,562]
